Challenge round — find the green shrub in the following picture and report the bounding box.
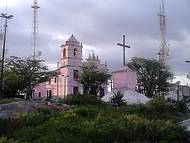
[0,137,22,143]
[0,109,60,137]
[63,94,101,106]
[110,91,126,107]
[10,107,190,143]
[172,97,190,113]
[0,98,21,104]
[142,97,174,119]
[146,97,173,113]
[74,106,99,118]
[1,100,190,143]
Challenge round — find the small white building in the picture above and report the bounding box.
[102,66,150,104]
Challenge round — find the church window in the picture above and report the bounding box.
[73,70,79,80]
[74,48,77,56]
[63,48,66,58]
[54,77,57,83]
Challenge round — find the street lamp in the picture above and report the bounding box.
[56,62,59,97]
[0,13,14,95]
[176,81,181,102]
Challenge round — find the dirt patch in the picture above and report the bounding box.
[0,101,72,119]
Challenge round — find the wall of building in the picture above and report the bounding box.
[112,66,137,92]
[167,84,190,101]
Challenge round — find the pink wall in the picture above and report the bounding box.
[112,66,137,92]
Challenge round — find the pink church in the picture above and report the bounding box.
[33,35,108,98]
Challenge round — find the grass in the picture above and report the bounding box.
[0,105,187,143]
[0,98,22,104]
[0,96,190,143]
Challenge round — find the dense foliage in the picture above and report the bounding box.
[3,56,54,98]
[128,57,173,98]
[61,94,101,106]
[80,61,111,96]
[0,97,190,143]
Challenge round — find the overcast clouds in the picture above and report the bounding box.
[1,0,190,77]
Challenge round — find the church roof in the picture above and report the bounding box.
[67,34,79,42]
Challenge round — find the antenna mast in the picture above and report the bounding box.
[158,0,169,66]
[31,0,40,60]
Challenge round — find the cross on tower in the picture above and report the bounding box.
[117,35,130,66]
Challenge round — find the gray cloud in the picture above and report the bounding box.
[1,0,190,75]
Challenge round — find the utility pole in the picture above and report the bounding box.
[0,17,3,59]
[0,13,14,96]
[117,35,130,66]
[56,62,59,97]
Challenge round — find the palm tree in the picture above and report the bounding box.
[111,91,126,107]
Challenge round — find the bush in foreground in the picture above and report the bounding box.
[0,96,190,143]
[0,109,60,137]
[62,94,101,106]
[11,107,190,143]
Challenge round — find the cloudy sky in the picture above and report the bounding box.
[1,0,190,82]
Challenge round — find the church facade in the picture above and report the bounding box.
[33,35,108,98]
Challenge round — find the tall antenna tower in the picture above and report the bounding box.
[158,0,169,66]
[31,0,41,60]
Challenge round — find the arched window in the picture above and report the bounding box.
[63,48,66,58]
[74,48,77,56]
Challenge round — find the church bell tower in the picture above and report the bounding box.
[60,35,82,96]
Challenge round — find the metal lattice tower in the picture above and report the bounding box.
[158,0,169,66]
[31,0,40,60]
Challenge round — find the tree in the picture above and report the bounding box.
[3,69,24,97]
[80,62,111,96]
[3,56,54,98]
[128,57,173,98]
[111,91,126,107]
